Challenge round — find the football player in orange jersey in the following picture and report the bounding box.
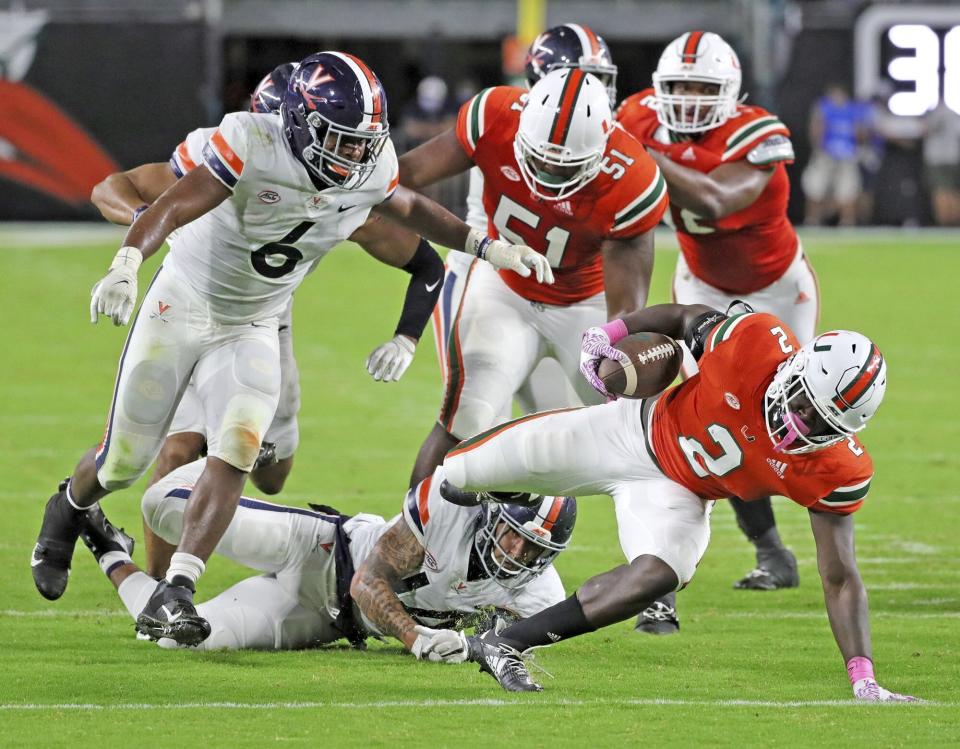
[616,32,818,623]
[440,304,917,702]
[401,67,668,487]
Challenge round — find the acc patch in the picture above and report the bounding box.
[258,190,281,204]
[500,165,521,182]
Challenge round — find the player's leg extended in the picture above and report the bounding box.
[444,398,648,497]
[410,261,542,487]
[136,325,281,644]
[251,312,300,494]
[32,271,200,600]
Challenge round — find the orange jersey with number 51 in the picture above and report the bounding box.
[456,86,668,306]
[648,313,873,515]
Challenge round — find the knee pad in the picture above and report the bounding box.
[450,396,502,441]
[213,401,269,471]
[122,359,180,426]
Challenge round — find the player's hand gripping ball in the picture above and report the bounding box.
[597,332,682,399]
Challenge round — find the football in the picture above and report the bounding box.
[597,332,683,398]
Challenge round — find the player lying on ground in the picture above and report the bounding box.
[32,50,553,649]
[78,459,575,654]
[89,61,438,577]
[440,303,918,701]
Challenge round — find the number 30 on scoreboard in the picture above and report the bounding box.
[855,5,960,116]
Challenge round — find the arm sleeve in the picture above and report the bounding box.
[683,310,727,362]
[721,112,793,164]
[395,238,444,340]
[808,475,872,515]
[609,160,669,239]
[465,167,488,232]
[170,127,215,178]
[201,113,251,190]
[455,87,516,159]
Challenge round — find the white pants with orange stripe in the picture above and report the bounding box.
[94,266,282,489]
[442,399,713,588]
[672,244,819,376]
[169,298,301,460]
[435,258,602,441]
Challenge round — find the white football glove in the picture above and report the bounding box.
[410,625,469,664]
[465,228,554,285]
[852,678,919,702]
[90,246,143,326]
[365,334,416,382]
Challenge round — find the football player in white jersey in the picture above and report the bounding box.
[76,459,576,655]
[91,62,442,577]
[32,50,553,647]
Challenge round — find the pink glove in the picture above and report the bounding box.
[848,657,919,702]
[579,320,630,398]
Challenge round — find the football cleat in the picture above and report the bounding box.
[734,548,800,590]
[31,479,83,600]
[135,578,211,647]
[466,631,543,692]
[78,504,135,563]
[634,594,680,635]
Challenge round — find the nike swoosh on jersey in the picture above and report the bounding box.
[425,279,441,292]
[338,205,356,213]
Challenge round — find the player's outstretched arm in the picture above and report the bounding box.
[350,520,468,663]
[600,231,655,320]
[647,149,773,220]
[373,185,553,284]
[90,163,178,226]
[397,129,473,189]
[90,167,230,326]
[809,510,919,701]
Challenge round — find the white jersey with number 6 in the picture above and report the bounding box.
[165,111,399,324]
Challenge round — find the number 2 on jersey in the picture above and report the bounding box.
[677,423,743,478]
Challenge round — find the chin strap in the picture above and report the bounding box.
[773,411,810,453]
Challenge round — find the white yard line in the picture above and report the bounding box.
[0,697,947,711]
[3,609,957,620]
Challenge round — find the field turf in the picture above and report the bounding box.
[0,230,957,747]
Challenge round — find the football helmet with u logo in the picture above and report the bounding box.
[281,51,390,189]
[765,330,887,454]
[475,495,577,589]
[525,23,618,107]
[652,30,742,133]
[514,67,612,201]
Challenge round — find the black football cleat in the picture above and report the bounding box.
[135,577,211,647]
[78,504,135,563]
[634,593,680,635]
[734,548,800,590]
[31,479,84,601]
[467,631,543,692]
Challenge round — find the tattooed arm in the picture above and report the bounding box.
[350,520,426,649]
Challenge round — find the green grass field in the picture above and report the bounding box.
[1,231,958,747]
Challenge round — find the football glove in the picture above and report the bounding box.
[90,246,142,326]
[465,228,554,285]
[853,678,919,703]
[410,625,469,664]
[579,322,630,398]
[365,334,416,382]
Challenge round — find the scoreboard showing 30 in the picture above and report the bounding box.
[855,4,960,117]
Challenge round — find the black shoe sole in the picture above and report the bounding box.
[135,613,212,647]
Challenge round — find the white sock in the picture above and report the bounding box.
[99,550,132,577]
[117,572,157,619]
[64,480,91,512]
[165,552,205,586]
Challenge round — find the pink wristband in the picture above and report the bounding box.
[846,656,874,685]
[601,319,629,345]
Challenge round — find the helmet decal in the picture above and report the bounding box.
[681,30,706,64]
[833,344,884,412]
[548,68,587,147]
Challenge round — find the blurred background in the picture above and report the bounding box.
[2,0,959,228]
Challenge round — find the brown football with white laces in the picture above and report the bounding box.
[597,332,683,399]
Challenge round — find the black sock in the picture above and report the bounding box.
[730,496,778,544]
[496,594,596,650]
